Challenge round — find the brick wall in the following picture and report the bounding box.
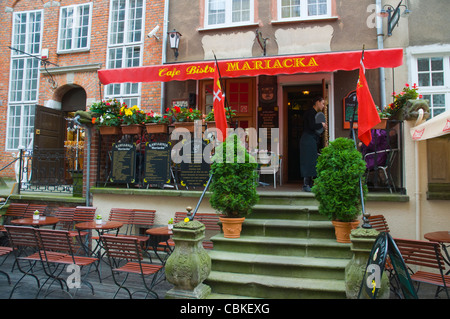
[0,0,164,191]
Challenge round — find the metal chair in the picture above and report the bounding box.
[258,152,282,188]
[364,149,398,193]
[100,234,164,299]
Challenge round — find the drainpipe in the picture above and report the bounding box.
[376,0,387,107]
[73,115,91,206]
[161,0,170,113]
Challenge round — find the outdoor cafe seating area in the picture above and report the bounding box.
[0,203,197,299]
[0,202,449,299]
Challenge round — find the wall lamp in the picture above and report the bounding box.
[168,29,182,60]
[381,0,411,36]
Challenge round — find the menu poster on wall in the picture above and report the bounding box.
[180,140,210,187]
[110,142,136,184]
[144,142,171,186]
[343,90,358,129]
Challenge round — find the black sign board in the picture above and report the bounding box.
[358,232,418,299]
[110,142,136,184]
[343,90,358,129]
[143,142,171,186]
[180,140,210,187]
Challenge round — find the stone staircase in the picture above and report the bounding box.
[205,191,353,299]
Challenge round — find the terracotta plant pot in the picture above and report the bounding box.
[98,126,121,135]
[145,123,168,134]
[121,124,143,135]
[331,220,360,243]
[219,216,245,238]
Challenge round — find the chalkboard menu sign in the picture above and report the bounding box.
[143,142,171,186]
[180,140,210,187]
[358,232,418,299]
[343,90,358,129]
[110,142,136,184]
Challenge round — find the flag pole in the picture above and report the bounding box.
[353,45,371,228]
[212,52,234,127]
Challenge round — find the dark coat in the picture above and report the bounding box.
[299,107,323,177]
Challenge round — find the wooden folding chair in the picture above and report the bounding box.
[2,203,29,225]
[36,228,98,298]
[4,225,44,298]
[100,234,164,299]
[394,238,450,298]
[0,246,13,284]
[368,214,390,233]
[24,204,48,219]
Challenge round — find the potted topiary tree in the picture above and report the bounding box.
[312,137,367,243]
[209,134,259,238]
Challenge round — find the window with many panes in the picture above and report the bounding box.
[7,10,42,150]
[58,3,92,53]
[205,0,254,28]
[278,0,331,21]
[414,56,450,118]
[105,0,143,106]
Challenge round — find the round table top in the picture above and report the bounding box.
[146,226,173,236]
[424,231,450,243]
[10,216,59,227]
[75,221,124,231]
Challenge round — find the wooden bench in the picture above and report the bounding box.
[394,238,450,298]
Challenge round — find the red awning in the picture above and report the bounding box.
[97,48,403,84]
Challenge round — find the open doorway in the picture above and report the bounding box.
[284,85,323,183]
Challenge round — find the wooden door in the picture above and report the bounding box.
[32,105,65,184]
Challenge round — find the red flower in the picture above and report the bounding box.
[405,83,409,87]
[166,108,170,112]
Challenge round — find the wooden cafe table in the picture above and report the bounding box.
[10,216,59,228]
[146,226,173,263]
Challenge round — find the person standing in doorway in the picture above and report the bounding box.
[300,96,327,192]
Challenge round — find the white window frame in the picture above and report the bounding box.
[277,0,332,22]
[204,0,255,29]
[105,0,144,104]
[57,2,92,53]
[7,10,42,151]
[408,44,450,118]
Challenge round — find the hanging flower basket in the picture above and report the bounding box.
[145,123,168,134]
[121,124,144,135]
[98,126,121,135]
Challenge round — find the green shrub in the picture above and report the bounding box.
[210,134,259,217]
[312,137,367,222]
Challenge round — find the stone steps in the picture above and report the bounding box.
[205,192,352,299]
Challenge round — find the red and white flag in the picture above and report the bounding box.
[357,60,380,146]
[213,65,228,142]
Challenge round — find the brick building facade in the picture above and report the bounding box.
[0,0,164,186]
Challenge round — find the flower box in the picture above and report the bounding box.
[173,122,195,132]
[98,126,121,135]
[145,123,168,134]
[121,124,144,135]
[373,118,388,129]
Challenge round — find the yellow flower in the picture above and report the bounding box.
[184,217,190,223]
[125,109,133,116]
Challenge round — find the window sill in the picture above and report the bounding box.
[198,22,260,32]
[271,16,339,25]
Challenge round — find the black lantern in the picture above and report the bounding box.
[168,29,182,60]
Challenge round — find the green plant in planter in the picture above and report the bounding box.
[312,137,367,222]
[210,134,259,217]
